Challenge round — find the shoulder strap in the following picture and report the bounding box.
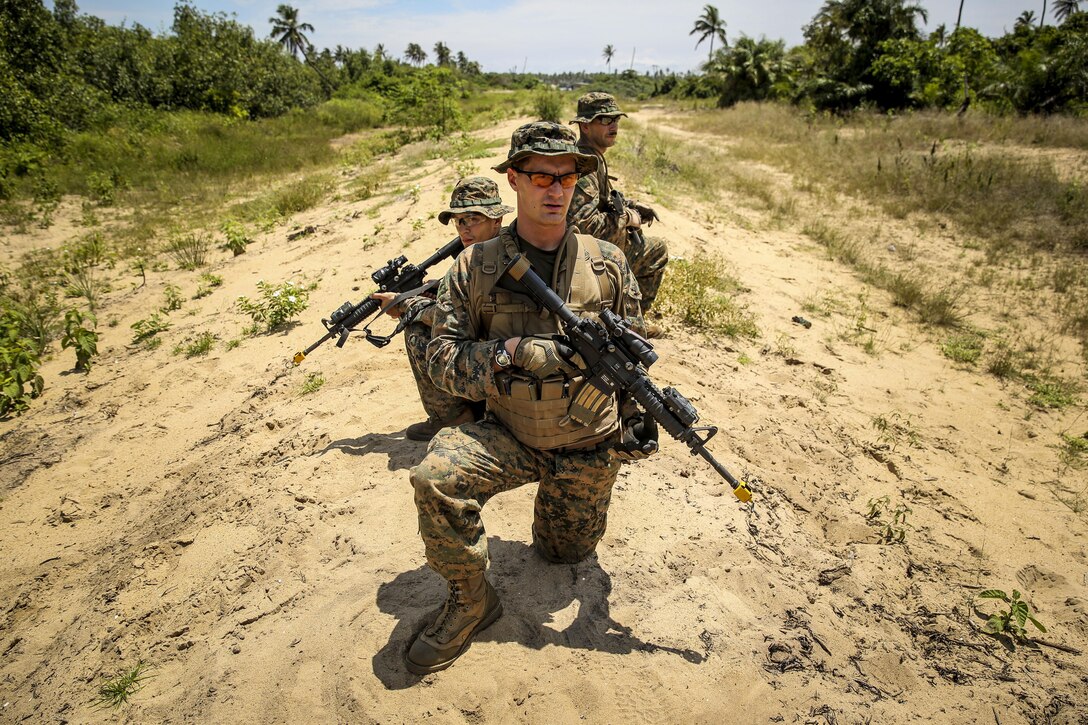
[571,234,614,310]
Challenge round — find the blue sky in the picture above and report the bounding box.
[62,1,1056,74]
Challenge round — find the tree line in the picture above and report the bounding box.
[680,1,1087,114]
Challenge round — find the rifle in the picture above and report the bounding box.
[293,236,463,365]
[500,254,752,503]
[609,189,657,246]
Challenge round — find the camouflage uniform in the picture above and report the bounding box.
[409,124,645,581]
[391,177,512,432]
[567,92,669,311]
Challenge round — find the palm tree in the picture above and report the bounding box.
[268,4,313,59]
[1016,9,1037,28]
[602,44,615,73]
[1041,0,1048,26]
[955,0,965,30]
[690,4,727,62]
[433,42,451,67]
[374,44,386,63]
[1054,0,1081,21]
[404,43,427,66]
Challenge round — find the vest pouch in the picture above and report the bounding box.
[490,374,618,451]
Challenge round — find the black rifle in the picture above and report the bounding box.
[293,236,463,365]
[500,254,752,503]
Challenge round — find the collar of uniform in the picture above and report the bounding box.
[501,220,578,295]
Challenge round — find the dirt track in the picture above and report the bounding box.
[1,113,1086,724]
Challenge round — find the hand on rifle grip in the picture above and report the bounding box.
[609,409,659,461]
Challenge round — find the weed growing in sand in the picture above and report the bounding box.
[61,309,98,372]
[92,661,152,709]
[1058,432,1088,471]
[193,273,223,300]
[236,279,310,333]
[220,220,252,256]
[130,313,171,346]
[225,338,241,350]
[167,233,210,271]
[0,308,45,417]
[866,496,912,543]
[942,330,985,365]
[976,589,1046,645]
[64,267,104,311]
[161,284,183,312]
[173,331,216,358]
[299,371,325,395]
[655,255,759,338]
[871,411,920,451]
[1025,376,1078,410]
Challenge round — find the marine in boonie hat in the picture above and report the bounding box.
[438,176,514,225]
[569,92,629,124]
[492,121,599,177]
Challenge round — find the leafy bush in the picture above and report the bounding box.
[533,88,565,123]
[130,312,170,345]
[61,309,98,371]
[1,307,45,417]
[236,279,310,332]
[976,589,1046,645]
[220,219,252,256]
[655,255,759,338]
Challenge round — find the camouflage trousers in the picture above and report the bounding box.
[404,320,476,424]
[409,417,621,581]
[622,230,669,312]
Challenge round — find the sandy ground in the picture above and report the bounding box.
[1,112,1087,725]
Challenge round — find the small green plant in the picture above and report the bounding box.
[161,284,183,312]
[409,183,421,203]
[130,313,171,345]
[221,220,252,256]
[167,233,210,270]
[976,589,1047,644]
[173,331,217,358]
[941,330,985,365]
[532,87,564,123]
[655,255,759,338]
[1058,432,1088,470]
[92,661,152,709]
[871,411,920,451]
[224,338,241,350]
[64,267,102,310]
[236,279,310,332]
[1026,376,1078,410]
[410,216,426,232]
[1,308,45,417]
[61,309,99,372]
[299,371,325,395]
[193,273,223,299]
[865,496,912,543]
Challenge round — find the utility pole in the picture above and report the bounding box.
[629,47,635,71]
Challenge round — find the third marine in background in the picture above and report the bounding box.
[567,92,669,338]
[372,176,513,441]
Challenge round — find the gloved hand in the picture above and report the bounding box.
[623,206,642,229]
[631,201,659,226]
[513,336,586,378]
[609,409,659,461]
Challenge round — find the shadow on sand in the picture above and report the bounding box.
[371,537,705,689]
[323,431,427,471]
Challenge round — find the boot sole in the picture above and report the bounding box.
[404,601,503,676]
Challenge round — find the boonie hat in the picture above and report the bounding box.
[438,176,514,225]
[492,121,598,177]
[569,92,628,124]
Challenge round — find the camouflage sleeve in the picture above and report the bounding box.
[425,251,499,402]
[599,241,645,336]
[401,296,436,327]
[567,174,628,246]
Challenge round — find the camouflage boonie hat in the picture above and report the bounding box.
[492,121,598,177]
[438,176,514,225]
[569,92,628,124]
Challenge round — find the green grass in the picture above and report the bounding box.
[174,331,217,358]
[655,255,759,338]
[942,330,986,365]
[299,371,326,395]
[92,661,152,709]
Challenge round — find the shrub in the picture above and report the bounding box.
[130,312,170,345]
[236,279,310,332]
[167,233,210,270]
[533,88,565,123]
[61,309,99,371]
[1,307,45,417]
[655,255,759,338]
[220,219,252,256]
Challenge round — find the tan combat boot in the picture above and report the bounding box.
[405,573,502,675]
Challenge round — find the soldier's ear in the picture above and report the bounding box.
[506,168,518,191]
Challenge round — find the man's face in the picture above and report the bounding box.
[452,212,502,246]
[578,115,621,151]
[507,154,578,229]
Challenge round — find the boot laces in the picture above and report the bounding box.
[433,580,467,638]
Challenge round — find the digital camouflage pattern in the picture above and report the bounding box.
[403,318,476,426]
[410,417,621,579]
[567,142,670,311]
[410,219,645,577]
[437,176,514,226]
[492,121,598,177]
[569,91,629,124]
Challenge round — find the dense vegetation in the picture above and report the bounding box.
[1,0,1086,417]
